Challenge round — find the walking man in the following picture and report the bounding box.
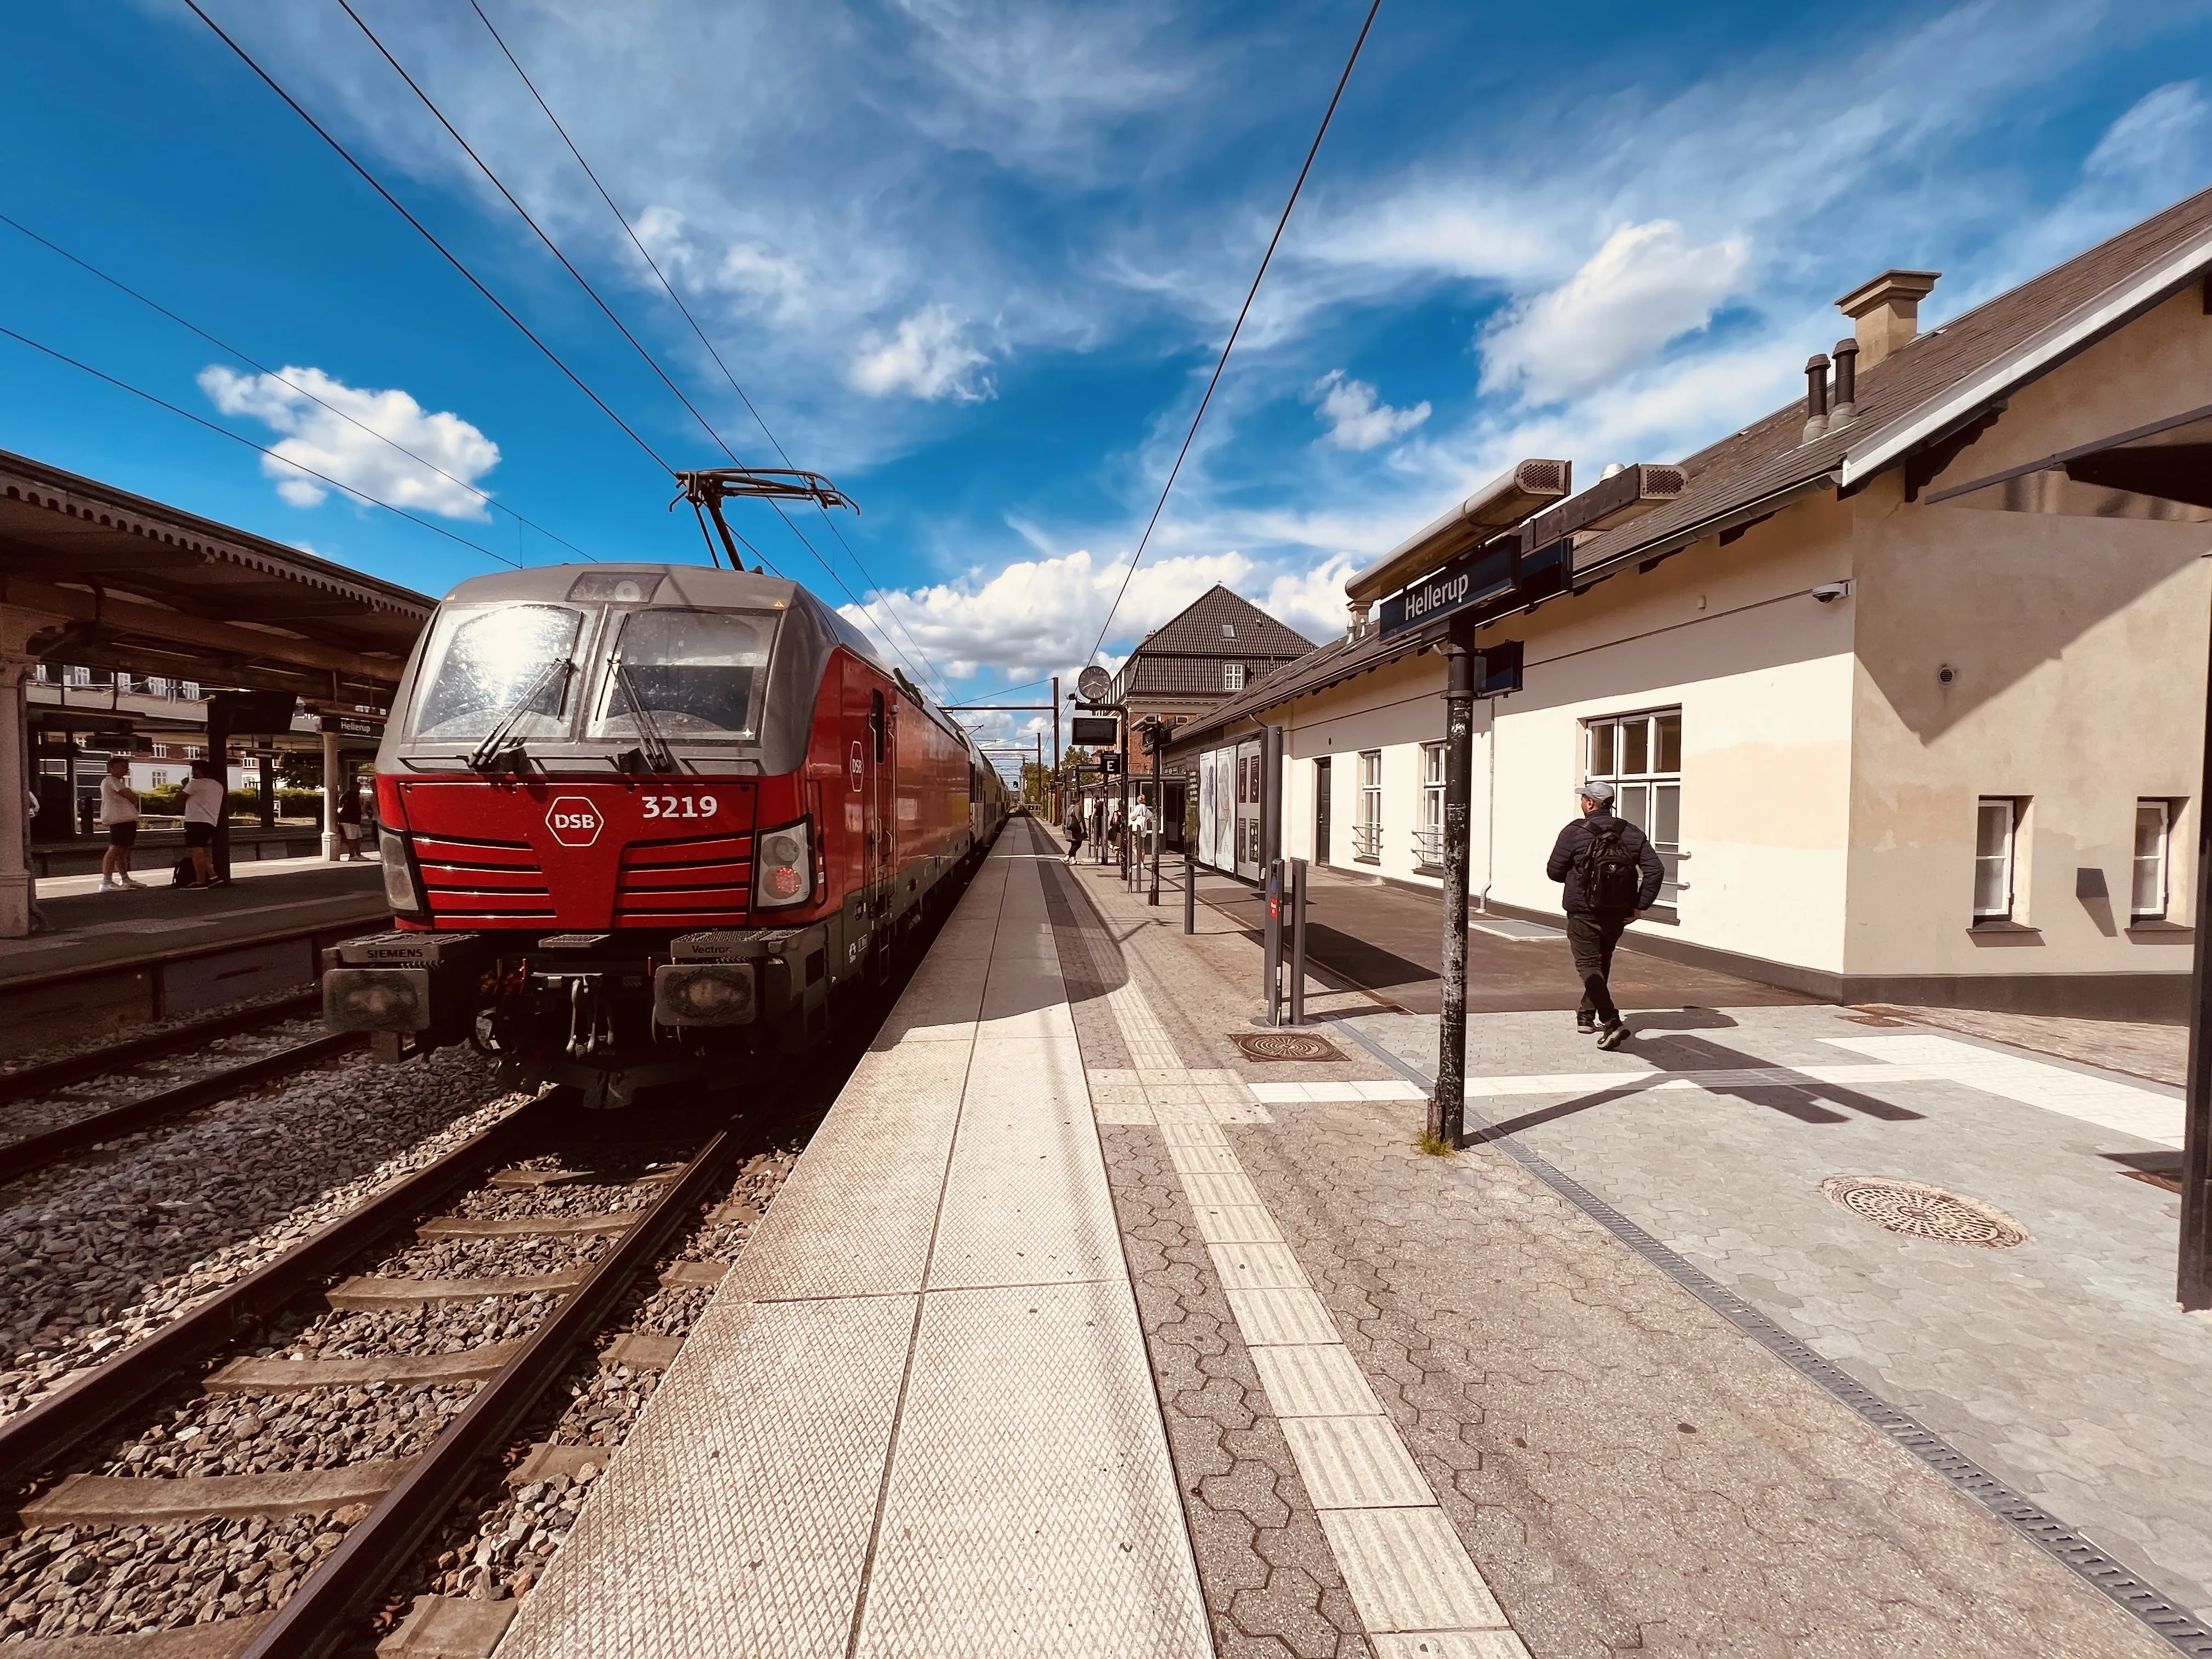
[1546,780,1663,1049]
[98,755,144,891]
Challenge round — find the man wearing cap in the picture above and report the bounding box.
[1546,781,1665,1049]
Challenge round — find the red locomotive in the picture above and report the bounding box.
[324,546,1009,1107]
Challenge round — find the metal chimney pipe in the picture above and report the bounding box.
[1829,338,1859,427]
[1801,354,1831,446]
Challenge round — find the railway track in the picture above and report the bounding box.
[0,1085,791,1656]
[0,998,362,1188]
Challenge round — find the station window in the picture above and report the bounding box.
[1417,743,1445,867]
[1354,749,1383,861]
[2134,799,2174,921]
[149,770,168,789]
[1223,662,1245,692]
[1974,798,2018,922]
[1584,708,1683,906]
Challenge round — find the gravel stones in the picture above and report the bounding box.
[0,1511,352,1639]
[98,1384,475,1477]
[381,1234,609,1283]
[260,1298,554,1362]
[0,1048,524,1421]
[0,1017,327,1152]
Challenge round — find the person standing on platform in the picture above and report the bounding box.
[98,755,144,891]
[23,788,49,934]
[334,778,366,861]
[1545,780,1663,1049]
[1062,802,1085,863]
[180,760,227,890]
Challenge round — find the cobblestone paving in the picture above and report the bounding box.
[1042,849,1369,1659]
[1349,1002,2212,1629]
[1050,850,2177,1658]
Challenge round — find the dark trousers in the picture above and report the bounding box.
[1566,909,1632,1023]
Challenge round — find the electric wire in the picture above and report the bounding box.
[345,0,966,696]
[179,0,675,478]
[0,211,596,566]
[464,0,955,695]
[0,323,518,567]
[1086,0,1383,664]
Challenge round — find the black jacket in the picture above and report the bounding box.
[1547,811,1665,913]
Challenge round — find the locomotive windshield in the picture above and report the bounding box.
[410,604,582,742]
[589,608,775,742]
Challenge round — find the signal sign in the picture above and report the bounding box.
[546,795,605,848]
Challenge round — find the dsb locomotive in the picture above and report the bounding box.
[324,562,1010,1106]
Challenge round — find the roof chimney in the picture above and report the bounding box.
[1835,269,1939,370]
[1828,337,1859,427]
[1801,354,1830,446]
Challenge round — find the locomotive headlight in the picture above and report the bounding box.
[754,818,813,910]
[653,962,757,1026]
[381,833,426,917]
[325,968,431,1031]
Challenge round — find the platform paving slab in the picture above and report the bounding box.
[1054,845,2179,1659]
[494,829,1210,1659]
[1345,1000,2212,1629]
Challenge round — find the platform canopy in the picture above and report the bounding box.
[0,446,433,703]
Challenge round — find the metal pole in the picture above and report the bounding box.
[1184,840,1195,935]
[1432,618,1476,1147]
[1289,857,1307,1026]
[1120,719,1131,885]
[2180,583,2212,1308]
[1051,676,1060,824]
[1263,858,1283,1026]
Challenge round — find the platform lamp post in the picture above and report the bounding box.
[2183,611,2212,1311]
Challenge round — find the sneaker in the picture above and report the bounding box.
[1596,1020,1629,1051]
[1575,1013,1596,1035]
[97,877,117,893]
[120,875,146,890]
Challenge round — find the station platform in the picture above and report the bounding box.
[500,819,2201,1658]
[0,856,387,1054]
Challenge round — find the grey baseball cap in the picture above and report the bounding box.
[1578,780,1616,803]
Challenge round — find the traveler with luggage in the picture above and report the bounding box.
[1545,780,1664,1049]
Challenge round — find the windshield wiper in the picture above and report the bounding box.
[613,661,679,774]
[466,658,573,772]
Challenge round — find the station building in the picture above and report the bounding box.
[1167,185,2212,1019]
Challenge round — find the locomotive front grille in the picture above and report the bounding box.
[414,832,557,922]
[616,830,754,927]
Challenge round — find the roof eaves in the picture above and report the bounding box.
[1839,224,2212,490]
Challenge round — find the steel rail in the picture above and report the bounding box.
[240,1122,746,1659]
[0,1030,365,1188]
[0,990,321,1107]
[0,1094,552,1493]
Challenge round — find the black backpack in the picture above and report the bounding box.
[1576,819,1643,909]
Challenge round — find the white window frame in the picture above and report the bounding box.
[1223,662,1245,692]
[1417,742,1446,867]
[2133,798,2172,921]
[1353,749,1383,861]
[1583,707,1683,906]
[1974,798,2018,922]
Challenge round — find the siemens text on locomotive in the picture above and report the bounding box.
[323,562,1012,1107]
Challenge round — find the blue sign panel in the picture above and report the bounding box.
[1378,541,1514,637]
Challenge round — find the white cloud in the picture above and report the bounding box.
[198,365,499,518]
[848,306,994,403]
[1312,371,1430,451]
[840,544,1256,682]
[2085,80,2211,182]
[1480,222,1750,406]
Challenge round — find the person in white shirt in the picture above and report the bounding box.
[180,760,227,889]
[99,755,144,891]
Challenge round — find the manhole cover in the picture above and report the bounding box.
[1231,1031,1345,1063]
[1819,1177,2029,1248]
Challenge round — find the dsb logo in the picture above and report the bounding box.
[545,795,604,848]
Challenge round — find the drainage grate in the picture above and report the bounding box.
[1231,1030,1346,1063]
[1820,1177,2029,1248]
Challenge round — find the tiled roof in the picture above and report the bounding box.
[1569,183,2212,579]
[1169,183,2212,754]
[1133,585,1317,659]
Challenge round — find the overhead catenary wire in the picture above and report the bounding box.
[342,0,977,703]
[180,0,676,481]
[0,211,597,566]
[0,324,519,567]
[1086,0,1383,664]
[464,0,955,695]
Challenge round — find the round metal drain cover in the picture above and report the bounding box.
[1819,1176,2029,1248]
[1232,1031,1345,1063]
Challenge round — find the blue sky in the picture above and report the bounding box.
[5,0,2211,746]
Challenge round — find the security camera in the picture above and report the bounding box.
[1811,582,1851,603]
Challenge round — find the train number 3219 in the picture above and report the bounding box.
[641,795,720,820]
